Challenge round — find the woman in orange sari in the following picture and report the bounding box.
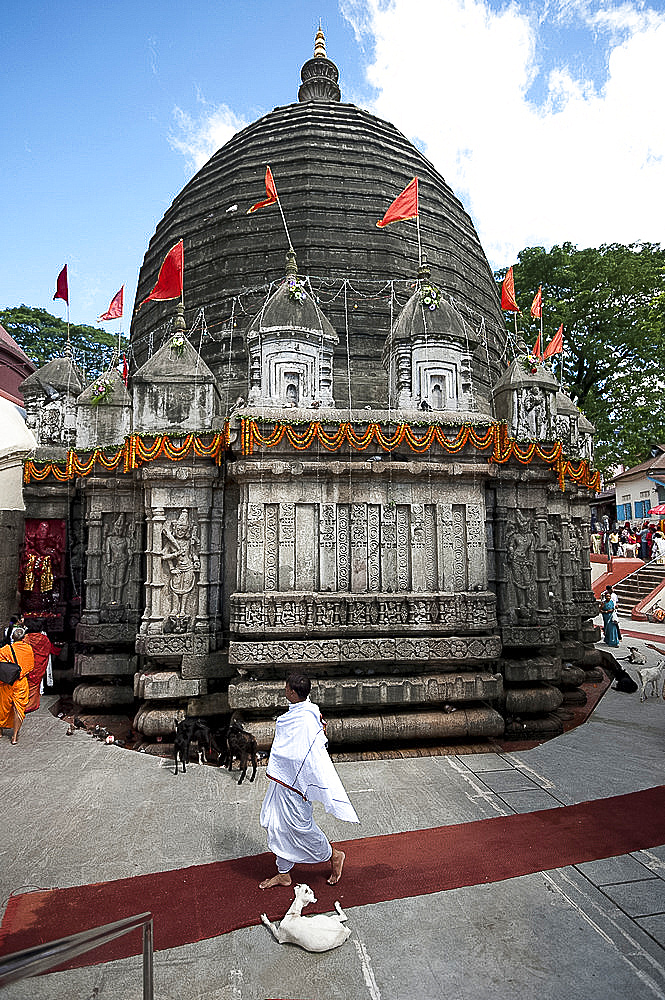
[0,625,34,744]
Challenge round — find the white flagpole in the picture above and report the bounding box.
[276,195,294,252]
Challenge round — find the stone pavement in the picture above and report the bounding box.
[2,629,665,1000]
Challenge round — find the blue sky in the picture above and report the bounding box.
[3,0,665,331]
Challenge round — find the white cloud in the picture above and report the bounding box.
[169,102,247,173]
[341,0,665,268]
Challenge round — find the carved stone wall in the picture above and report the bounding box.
[138,464,224,663]
[233,463,489,598]
[78,479,144,630]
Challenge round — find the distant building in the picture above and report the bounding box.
[0,323,36,407]
[613,446,665,522]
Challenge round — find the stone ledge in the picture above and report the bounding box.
[229,634,502,667]
[134,671,207,700]
[76,623,139,646]
[504,683,564,715]
[73,684,135,708]
[75,653,137,677]
[500,656,561,683]
[244,706,505,750]
[229,671,502,712]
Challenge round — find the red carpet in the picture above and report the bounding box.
[2,785,665,972]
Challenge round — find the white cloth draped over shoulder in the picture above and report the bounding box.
[266,699,359,824]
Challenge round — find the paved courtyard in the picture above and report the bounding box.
[2,622,665,999]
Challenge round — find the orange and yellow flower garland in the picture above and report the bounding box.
[241,417,601,492]
[23,428,230,484]
[23,418,601,494]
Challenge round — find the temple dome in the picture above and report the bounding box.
[130,36,505,410]
[247,278,337,341]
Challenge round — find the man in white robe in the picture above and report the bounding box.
[259,672,359,889]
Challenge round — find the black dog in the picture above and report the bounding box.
[222,716,258,785]
[173,717,220,775]
[612,667,639,694]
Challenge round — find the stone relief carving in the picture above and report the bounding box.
[513,387,550,439]
[161,509,200,624]
[264,505,279,590]
[102,513,133,606]
[546,525,562,611]
[237,495,489,597]
[569,522,581,586]
[229,633,502,665]
[230,591,497,634]
[506,509,536,620]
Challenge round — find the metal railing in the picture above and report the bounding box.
[0,911,153,998]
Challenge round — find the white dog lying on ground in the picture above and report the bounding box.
[261,883,351,952]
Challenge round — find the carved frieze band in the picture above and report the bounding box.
[229,633,503,666]
[230,591,497,634]
[135,633,212,657]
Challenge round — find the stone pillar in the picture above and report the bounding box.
[81,504,103,625]
[142,499,166,634]
[534,507,550,616]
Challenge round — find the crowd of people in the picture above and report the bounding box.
[590,517,665,563]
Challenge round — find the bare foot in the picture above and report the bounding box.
[327,848,345,885]
[259,872,292,890]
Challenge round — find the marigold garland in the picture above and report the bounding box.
[22,418,601,494]
[23,427,230,485]
[241,417,600,493]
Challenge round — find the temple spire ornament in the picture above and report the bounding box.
[314,25,326,58]
[298,28,341,102]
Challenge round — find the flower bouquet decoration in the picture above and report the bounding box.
[170,334,186,356]
[89,375,115,406]
[420,283,441,311]
[287,277,308,304]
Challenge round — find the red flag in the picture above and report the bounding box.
[98,286,124,322]
[248,166,278,214]
[543,324,563,359]
[139,241,184,308]
[501,266,519,312]
[376,177,418,228]
[53,265,69,306]
[532,334,542,359]
[531,286,542,319]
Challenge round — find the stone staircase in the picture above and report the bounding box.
[612,562,665,616]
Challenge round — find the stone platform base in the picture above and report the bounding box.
[244,705,504,750]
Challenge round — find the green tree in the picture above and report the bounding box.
[0,305,129,381]
[496,243,665,473]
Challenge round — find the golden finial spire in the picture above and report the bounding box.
[314,24,326,58]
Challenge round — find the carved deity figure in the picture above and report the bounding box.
[546,526,562,608]
[569,523,581,587]
[103,513,132,604]
[516,386,548,439]
[506,510,536,615]
[161,509,200,617]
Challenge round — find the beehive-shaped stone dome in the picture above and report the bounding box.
[130,33,505,410]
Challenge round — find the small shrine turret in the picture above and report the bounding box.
[382,261,485,413]
[245,250,338,408]
[21,347,83,453]
[491,338,559,440]
[132,304,220,434]
[76,351,132,449]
